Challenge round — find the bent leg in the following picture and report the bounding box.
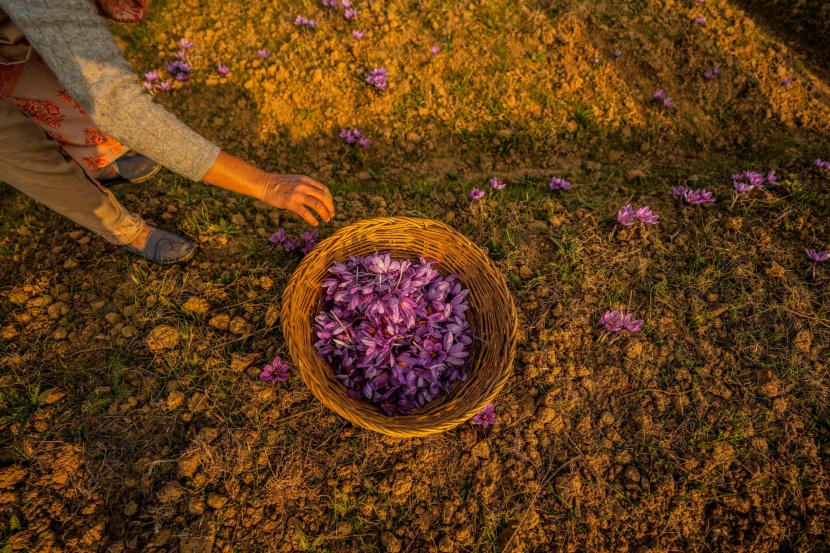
[0,99,143,245]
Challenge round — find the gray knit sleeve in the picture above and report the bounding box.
[0,0,220,181]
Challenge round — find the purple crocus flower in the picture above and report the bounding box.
[674,185,716,205]
[617,204,638,226]
[734,180,754,193]
[806,249,829,263]
[431,46,441,56]
[260,356,291,382]
[294,15,318,28]
[654,89,666,100]
[340,128,365,145]
[766,170,780,185]
[704,66,722,80]
[490,177,505,190]
[470,188,485,200]
[174,50,187,60]
[178,38,193,49]
[593,57,600,64]
[472,403,497,426]
[782,79,792,87]
[217,64,230,77]
[366,67,389,90]
[352,30,364,40]
[258,49,271,59]
[621,313,644,332]
[283,238,299,252]
[142,80,154,91]
[602,310,643,332]
[178,62,193,74]
[695,17,706,24]
[663,97,676,109]
[358,137,371,149]
[156,81,172,91]
[344,8,358,19]
[144,70,160,82]
[341,0,352,6]
[549,177,572,191]
[165,61,183,74]
[814,159,830,171]
[636,206,659,224]
[614,49,622,58]
[174,72,189,82]
[322,0,338,6]
[269,228,286,244]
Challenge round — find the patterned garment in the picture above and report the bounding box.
[0,52,128,178]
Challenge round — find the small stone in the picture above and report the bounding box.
[145,325,180,351]
[624,465,641,482]
[753,369,782,398]
[471,441,490,459]
[178,451,200,478]
[77,236,91,245]
[123,501,138,516]
[209,314,230,330]
[519,266,533,280]
[90,299,107,310]
[230,213,246,226]
[54,328,68,340]
[157,483,184,504]
[104,312,122,325]
[438,536,454,553]
[188,392,208,412]
[47,301,69,319]
[188,496,205,515]
[229,316,247,335]
[63,257,79,269]
[166,390,185,410]
[381,531,402,553]
[121,325,138,338]
[336,521,351,536]
[264,304,280,326]
[182,297,209,316]
[206,492,228,510]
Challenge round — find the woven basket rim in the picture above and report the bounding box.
[280,216,517,437]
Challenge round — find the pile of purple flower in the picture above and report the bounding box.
[366,67,389,91]
[733,170,779,193]
[618,204,659,226]
[269,229,318,255]
[313,252,474,416]
[672,185,716,205]
[339,128,371,149]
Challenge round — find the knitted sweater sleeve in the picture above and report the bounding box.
[0,0,220,181]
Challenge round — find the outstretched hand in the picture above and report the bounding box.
[260,174,334,226]
[201,151,336,226]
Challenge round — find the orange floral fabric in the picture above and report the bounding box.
[0,52,127,179]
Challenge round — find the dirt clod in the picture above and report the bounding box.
[145,325,181,351]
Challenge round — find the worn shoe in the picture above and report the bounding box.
[98,155,161,187]
[123,228,196,264]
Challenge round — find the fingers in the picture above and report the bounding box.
[291,204,320,226]
[298,177,335,219]
[303,193,333,221]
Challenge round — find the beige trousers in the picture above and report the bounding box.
[0,99,144,245]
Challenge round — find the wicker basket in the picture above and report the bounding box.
[281,217,517,437]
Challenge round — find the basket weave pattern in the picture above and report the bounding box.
[281,217,518,437]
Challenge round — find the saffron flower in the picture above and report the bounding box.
[617,204,638,226]
[340,128,367,145]
[732,170,774,192]
[269,229,286,244]
[142,81,154,91]
[601,310,643,332]
[593,57,600,64]
[344,8,358,19]
[358,137,371,149]
[549,177,572,191]
[431,46,441,56]
[490,177,505,190]
[216,64,230,77]
[313,252,474,415]
[322,0,338,6]
[352,30,364,40]
[144,70,160,82]
[704,66,722,80]
[178,38,193,49]
[636,206,659,224]
[673,185,716,205]
[260,356,290,383]
[366,67,389,90]
[156,81,172,91]
[782,79,792,87]
[301,231,319,255]
[283,238,299,252]
[174,72,189,82]
[174,50,187,60]
[341,0,352,6]
[470,188,486,200]
[614,49,622,58]
[294,15,318,28]
[806,249,829,263]
[813,159,830,171]
[258,49,271,59]
[472,403,498,426]
[695,17,706,24]
[654,89,676,109]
